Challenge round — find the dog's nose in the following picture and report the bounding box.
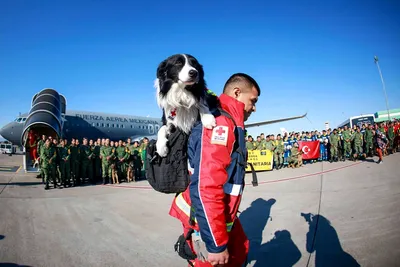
[189,69,198,78]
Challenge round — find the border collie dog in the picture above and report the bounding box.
[154,54,219,157]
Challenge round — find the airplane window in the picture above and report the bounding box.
[116,124,119,128]
[92,123,96,127]
[22,118,26,122]
[121,125,124,128]
[112,124,115,128]
[106,123,109,127]
[17,118,22,123]
[96,123,99,127]
[101,123,104,127]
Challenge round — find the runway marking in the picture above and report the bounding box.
[0,166,20,173]
[101,162,363,190]
[246,161,363,186]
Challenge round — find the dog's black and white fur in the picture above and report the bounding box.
[154,54,219,157]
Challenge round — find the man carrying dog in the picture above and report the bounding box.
[169,73,260,267]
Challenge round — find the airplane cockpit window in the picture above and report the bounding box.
[22,118,26,122]
[17,118,22,123]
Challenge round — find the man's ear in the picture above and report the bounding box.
[232,87,241,99]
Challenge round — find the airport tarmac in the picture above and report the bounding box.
[0,153,399,267]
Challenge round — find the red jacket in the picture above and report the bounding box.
[169,93,247,253]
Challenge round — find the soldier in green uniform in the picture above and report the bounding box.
[100,138,114,185]
[41,138,57,190]
[140,137,149,178]
[352,127,364,160]
[80,138,94,184]
[342,126,352,160]
[114,140,127,181]
[274,134,284,169]
[58,139,71,187]
[387,122,395,154]
[289,142,300,168]
[329,129,339,162]
[37,134,47,180]
[69,139,80,186]
[246,135,255,151]
[93,138,102,182]
[131,141,142,182]
[254,136,262,150]
[364,124,374,157]
[52,138,61,184]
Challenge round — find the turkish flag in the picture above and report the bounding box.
[298,141,320,160]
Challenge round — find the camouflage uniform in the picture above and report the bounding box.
[41,144,57,189]
[80,144,94,184]
[58,145,71,186]
[100,145,114,184]
[70,145,80,185]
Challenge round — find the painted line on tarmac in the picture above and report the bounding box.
[101,162,363,190]
[245,161,363,186]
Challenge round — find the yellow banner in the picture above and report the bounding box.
[246,150,274,172]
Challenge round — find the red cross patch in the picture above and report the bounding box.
[211,126,229,146]
[168,108,177,120]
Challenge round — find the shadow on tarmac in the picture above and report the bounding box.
[0,264,33,267]
[239,198,302,267]
[0,182,43,186]
[302,213,360,267]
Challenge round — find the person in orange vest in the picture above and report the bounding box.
[169,73,261,267]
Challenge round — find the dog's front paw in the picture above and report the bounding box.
[201,113,216,129]
[156,138,169,157]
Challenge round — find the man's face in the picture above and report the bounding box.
[83,139,88,145]
[236,86,258,121]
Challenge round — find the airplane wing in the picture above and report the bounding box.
[244,113,307,128]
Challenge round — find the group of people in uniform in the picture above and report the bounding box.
[34,135,149,190]
[246,120,400,169]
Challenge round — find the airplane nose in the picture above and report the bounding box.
[0,125,5,137]
[0,123,13,142]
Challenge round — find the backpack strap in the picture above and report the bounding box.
[217,109,258,187]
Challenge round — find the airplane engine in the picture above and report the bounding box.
[21,88,66,171]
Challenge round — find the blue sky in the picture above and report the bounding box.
[0,0,399,139]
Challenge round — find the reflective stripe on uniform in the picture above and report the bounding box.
[223,183,243,196]
[175,193,234,231]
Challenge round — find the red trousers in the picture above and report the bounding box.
[183,220,249,267]
[376,148,383,161]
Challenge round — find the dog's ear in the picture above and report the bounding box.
[156,59,168,80]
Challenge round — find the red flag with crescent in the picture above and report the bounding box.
[298,141,320,160]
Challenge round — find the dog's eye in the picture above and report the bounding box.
[176,60,183,65]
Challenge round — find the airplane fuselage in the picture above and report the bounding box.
[0,110,163,145]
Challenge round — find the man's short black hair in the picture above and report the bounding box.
[223,73,260,96]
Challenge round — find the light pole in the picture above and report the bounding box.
[374,56,391,121]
